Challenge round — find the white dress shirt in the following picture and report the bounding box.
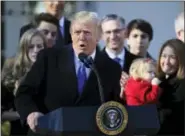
[105,47,125,68]
[59,16,64,37]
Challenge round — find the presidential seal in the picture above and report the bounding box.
[96,101,128,136]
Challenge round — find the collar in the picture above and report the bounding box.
[74,49,96,63]
[105,47,125,61]
[59,16,64,27]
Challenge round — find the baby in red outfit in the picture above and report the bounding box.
[122,58,161,106]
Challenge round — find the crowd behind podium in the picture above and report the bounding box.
[1,1,185,136]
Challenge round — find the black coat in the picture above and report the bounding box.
[54,18,72,47]
[1,58,28,135]
[63,18,72,45]
[157,75,185,135]
[1,84,29,135]
[15,46,122,135]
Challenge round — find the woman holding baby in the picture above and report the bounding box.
[120,38,185,135]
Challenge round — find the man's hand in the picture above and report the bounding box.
[27,112,44,132]
[120,71,129,98]
[120,71,129,87]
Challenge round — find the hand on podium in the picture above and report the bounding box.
[27,112,44,132]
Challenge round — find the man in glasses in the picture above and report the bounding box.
[101,14,138,73]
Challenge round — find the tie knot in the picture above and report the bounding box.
[114,57,121,63]
[79,61,85,67]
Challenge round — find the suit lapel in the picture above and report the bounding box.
[122,48,130,71]
[55,28,64,47]
[58,47,78,102]
[102,47,109,58]
[55,17,66,47]
[55,18,71,47]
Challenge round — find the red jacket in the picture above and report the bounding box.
[123,77,160,106]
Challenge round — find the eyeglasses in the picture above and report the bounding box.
[103,28,125,35]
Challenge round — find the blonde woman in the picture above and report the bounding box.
[1,29,47,135]
[120,58,161,106]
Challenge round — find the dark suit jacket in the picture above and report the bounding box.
[19,18,71,47]
[102,48,139,73]
[63,18,72,45]
[15,46,122,125]
[157,75,185,135]
[54,18,72,47]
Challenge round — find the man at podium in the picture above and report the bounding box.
[15,11,122,136]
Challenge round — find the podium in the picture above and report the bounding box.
[37,104,160,136]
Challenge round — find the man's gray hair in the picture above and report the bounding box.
[175,12,184,33]
[70,11,100,30]
[101,14,126,28]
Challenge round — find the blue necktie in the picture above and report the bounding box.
[77,63,87,94]
[114,57,121,65]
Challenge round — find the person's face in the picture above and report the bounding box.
[28,35,44,63]
[160,46,178,75]
[127,28,150,56]
[37,21,57,48]
[143,64,156,82]
[44,1,64,18]
[177,29,184,43]
[101,20,125,51]
[71,20,98,55]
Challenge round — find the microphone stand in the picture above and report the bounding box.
[89,64,105,104]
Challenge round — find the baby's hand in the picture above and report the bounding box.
[151,77,161,85]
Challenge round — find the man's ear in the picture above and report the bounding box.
[176,31,181,39]
[96,30,102,43]
[69,25,73,35]
[122,28,127,39]
[127,38,130,46]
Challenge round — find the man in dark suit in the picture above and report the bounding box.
[15,11,122,135]
[20,0,72,47]
[101,14,138,74]
[27,13,59,48]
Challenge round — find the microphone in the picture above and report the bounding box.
[78,53,105,104]
[78,53,93,68]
